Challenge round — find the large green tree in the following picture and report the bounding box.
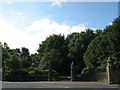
[2,42,11,76]
[20,47,31,71]
[2,45,32,78]
[38,34,68,75]
[68,29,96,73]
[84,17,120,71]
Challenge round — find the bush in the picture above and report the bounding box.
[5,70,29,81]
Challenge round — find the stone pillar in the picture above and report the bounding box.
[71,62,76,81]
[48,63,52,81]
[106,56,113,84]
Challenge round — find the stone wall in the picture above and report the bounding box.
[94,70,120,84]
[95,72,108,83]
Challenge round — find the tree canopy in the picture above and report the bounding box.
[84,17,120,71]
[37,34,68,75]
[67,29,97,73]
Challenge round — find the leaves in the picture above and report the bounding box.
[37,34,67,75]
[84,17,120,70]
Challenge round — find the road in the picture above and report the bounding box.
[2,81,120,90]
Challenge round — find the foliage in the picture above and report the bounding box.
[81,67,93,76]
[2,44,32,78]
[38,34,68,75]
[67,29,96,73]
[84,17,120,70]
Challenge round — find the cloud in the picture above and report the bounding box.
[52,0,62,7]
[0,18,87,54]
[17,12,23,16]
[0,20,39,54]
[70,24,87,33]
[0,20,26,49]
[26,18,87,36]
[8,0,12,5]
[108,22,112,25]
[10,10,24,16]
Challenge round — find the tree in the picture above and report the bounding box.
[2,45,32,80]
[8,53,21,71]
[21,47,29,57]
[84,17,120,71]
[29,53,40,73]
[68,29,96,74]
[38,34,68,75]
[2,42,11,76]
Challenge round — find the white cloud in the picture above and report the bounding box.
[0,20,26,49]
[0,18,87,54]
[108,22,112,25]
[10,10,24,16]
[26,18,87,37]
[52,0,62,7]
[8,0,12,5]
[70,24,87,33]
[0,20,39,54]
[17,12,23,16]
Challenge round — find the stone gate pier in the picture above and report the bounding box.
[106,56,120,84]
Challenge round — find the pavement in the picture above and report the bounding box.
[1,81,120,90]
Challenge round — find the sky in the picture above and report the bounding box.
[0,1,118,54]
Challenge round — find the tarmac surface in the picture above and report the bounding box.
[2,81,120,90]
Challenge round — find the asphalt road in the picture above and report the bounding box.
[2,81,120,90]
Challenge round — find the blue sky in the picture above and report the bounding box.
[0,2,118,53]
